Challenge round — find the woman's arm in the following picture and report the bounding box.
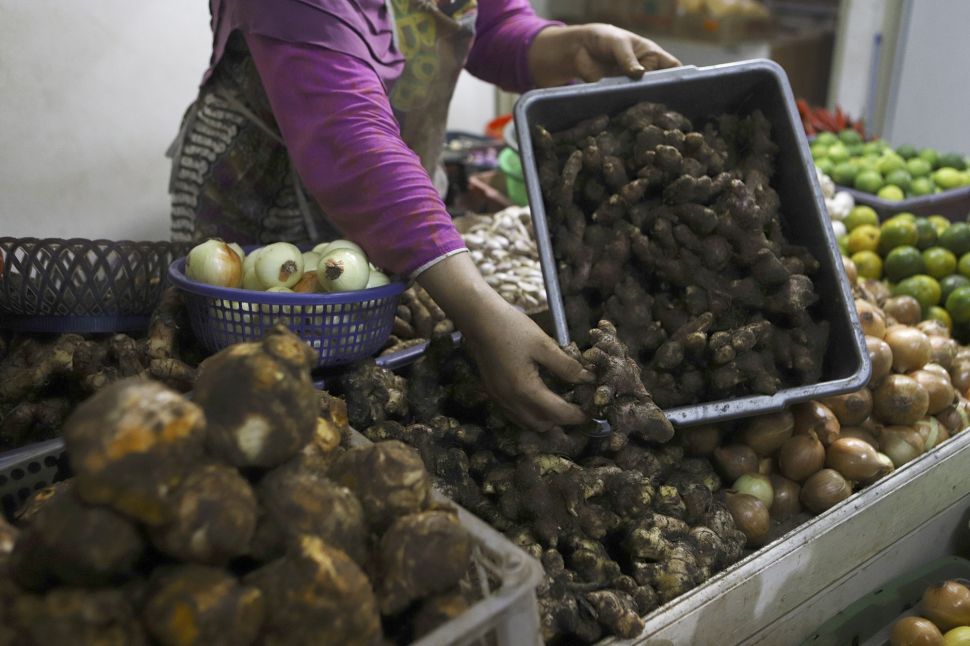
[245,33,589,429]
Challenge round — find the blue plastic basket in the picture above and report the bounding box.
[0,237,184,333]
[168,258,405,368]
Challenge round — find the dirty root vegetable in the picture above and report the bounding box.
[822,390,872,427]
[778,434,825,482]
[868,336,894,384]
[193,325,317,468]
[63,378,206,525]
[885,327,932,373]
[883,296,923,326]
[723,491,770,547]
[713,444,759,482]
[800,469,851,513]
[768,475,801,520]
[11,587,147,645]
[255,242,303,289]
[246,535,382,646]
[317,247,370,292]
[793,400,841,446]
[856,299,886,338]
[732,473,773,508]
[327,440,431,531]
[10,482,144,590]
[186,239,243,288]
[739,411,794,456]
[378,510,473,615]
[880,426,926,467]
[910,369,956,415]
[148,464,258,565]
[679,425,721,456]
[921,580,970,631]
[874,375,930,426]
[142,565,265,646]
[890,616,944,646]
[825,437,890,483]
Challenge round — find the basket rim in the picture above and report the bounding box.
[0,236,178,248]
[168,257,407,304]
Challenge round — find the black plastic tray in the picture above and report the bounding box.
[836,184,970,221]
[514,60,871,427]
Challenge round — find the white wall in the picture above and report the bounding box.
[0,2,211,240]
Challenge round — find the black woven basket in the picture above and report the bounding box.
[0,238,187,333]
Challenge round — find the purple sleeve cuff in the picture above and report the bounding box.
[465,0,562,93]
[245,33,465,277]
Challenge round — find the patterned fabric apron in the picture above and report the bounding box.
[169,0,477,246]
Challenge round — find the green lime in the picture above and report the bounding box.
[959,252,970,278]
[946,286,970,323]
[811,145,829,161]
[837,234,849,255]
[816,158,836,177]
[848,224,881,254]
[896,144,918,160]
[894,274,942,309]
[878,218,918,254]
[906,157,932,178]
[928,215,952,235]
[885,212,917,223]
[855,169,884,193]
[878,185,905,201]
[877,154,907,176]
[933,167,963,190]
[927,306,953,330]
[884,246,925,281]
[910,177,935,196]
[914,218,938,249]
[848,143,866,157]
[941,223,970,255]
[863,141,883,156]
[844,205,880,231]
[919,148,941,168]
[922,247,957,279]
[940,153,967,171]
[851,250,882,279]
[885,169,912,192]
[828,143,850,163]
[831,161,859,186]
[839,129,863,145]
[816,132,838,146]
[940,274,970,302]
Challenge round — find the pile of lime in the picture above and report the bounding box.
[812,130,970,200]
[839,207,970,335]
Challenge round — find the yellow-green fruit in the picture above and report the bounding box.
[845,206,880,231]
[894,274,942,309]
[922,247,957,279]
[851,251,882,280]
[878,185,906,201]
[943,626,970,646]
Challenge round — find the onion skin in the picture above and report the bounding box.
[713,444,759,482]
[723,491,770,547]
[732,473,773,509]
[910,369,956,415]
[886,327,932,373]
[921,581,970,631]
[879,426,926,467]
[255,242,304,289]
[365,270,390,288]
[681,425,722,456]
[739,411,794,456]
[918,319,952,338]
[800,469,852,514]
[842,256,858,284]
[291,272,321,294]
[839,426,879,448]
[883,296,923,326]
[793,401,841,446]
[937,399,970,434]
[778,434,826,482]
[186,239,243,288]
[856,299,887,338]
[874,375,930,426]
[768,475,801,521]
[915,417,946,451]
[758,458,774,476]
[928,335,958,370]
[889,616,944,646]
[950,359,970,396]
[822,390,873,427]
[317,248,370,292]
[942,626,970,645]
[867,336,894,385]
[826,437,889,484]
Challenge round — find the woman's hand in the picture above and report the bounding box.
[529,23,681,88]
[418,253,591,431]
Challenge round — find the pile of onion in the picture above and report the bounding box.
[888,579,970,645]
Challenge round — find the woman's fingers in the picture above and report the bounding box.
[537,339,594,384]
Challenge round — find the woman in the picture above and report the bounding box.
[169,0,679,430]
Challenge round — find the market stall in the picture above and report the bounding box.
[3,3,970,645]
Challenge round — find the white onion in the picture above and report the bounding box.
[242,246,265,276]
[312,239,365,257]
[302,251,322,270]
[365,270,390,288]
[227,242,245,263]
[185,239,242,288]
[830,220,847,238]
[317,247,370,292]
[255,242,304,288]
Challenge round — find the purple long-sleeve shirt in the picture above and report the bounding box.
[215,1,557,276]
